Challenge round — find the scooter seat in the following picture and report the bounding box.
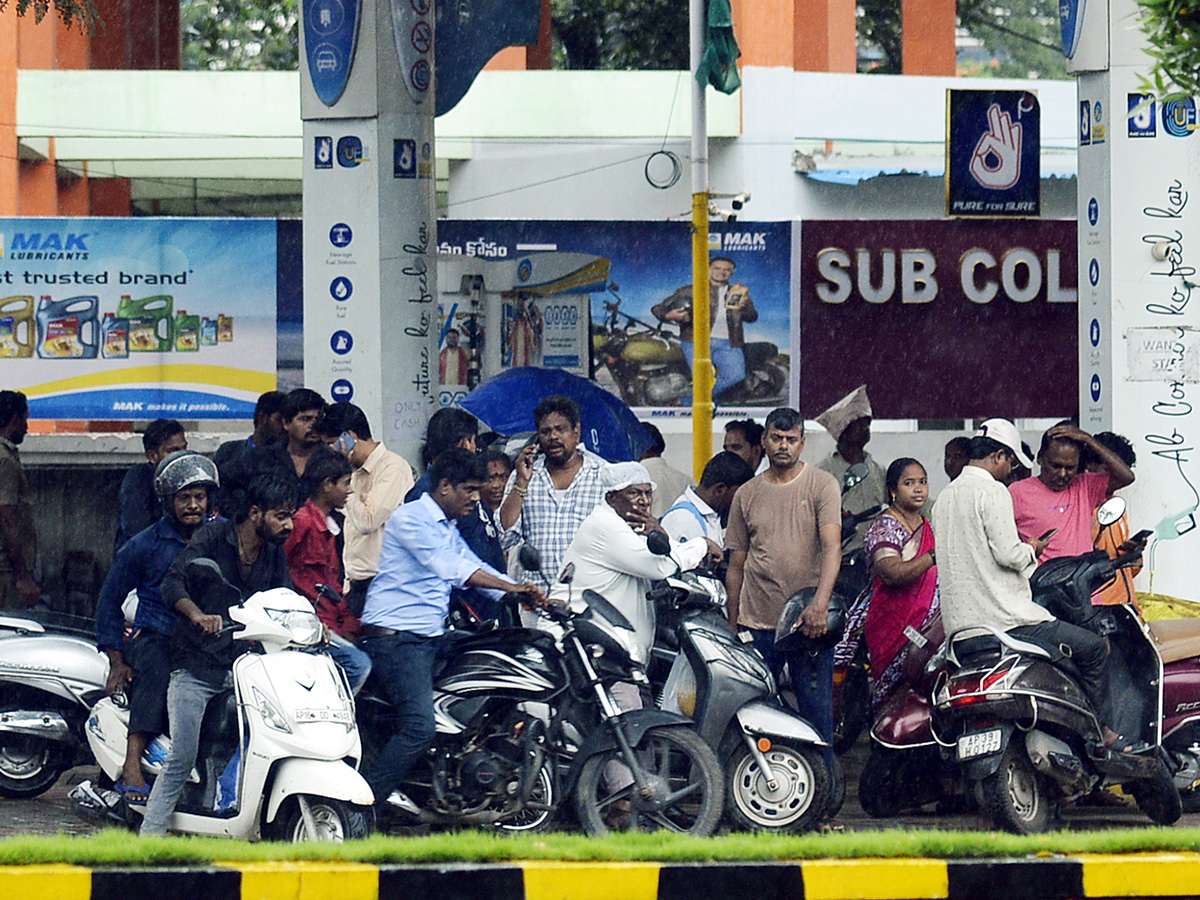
[1147,618,1200,664]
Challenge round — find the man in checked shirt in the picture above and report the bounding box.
[499,395,606,593]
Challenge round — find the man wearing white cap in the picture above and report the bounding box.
[816,386,887,559]
[932,419,1124,751]
[551,461,718,663]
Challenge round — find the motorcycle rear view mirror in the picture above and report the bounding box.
[186,557,228,584]
[1096,496,1127,529]
[647,530,672,556]
[518,544,542,573]
[842,462,870,493]
[558,562,575,585]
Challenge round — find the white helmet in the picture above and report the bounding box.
[154,450,219,501]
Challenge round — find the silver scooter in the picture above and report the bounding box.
[647,532,832,833]
[0,611,108,797]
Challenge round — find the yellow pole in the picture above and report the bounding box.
[691,193,713,479]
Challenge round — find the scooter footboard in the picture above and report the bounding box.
[735,700,827,747]
[264,758,374,823]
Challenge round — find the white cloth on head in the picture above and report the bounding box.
[600,461,656,494]
[816,385,872,441]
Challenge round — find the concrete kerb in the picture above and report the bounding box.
[5,855,1200,900]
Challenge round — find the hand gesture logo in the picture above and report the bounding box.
[969,103,1022,190]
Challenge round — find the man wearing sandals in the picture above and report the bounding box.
[932,419,1133,755]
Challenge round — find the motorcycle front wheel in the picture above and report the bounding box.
[0,730,67,798]
[724,740,829,833]
[573,725,723,836]
[266,795,374,842]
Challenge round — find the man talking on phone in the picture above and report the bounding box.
[1008,420,1137,563]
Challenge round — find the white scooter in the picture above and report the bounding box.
[72,560,374,841]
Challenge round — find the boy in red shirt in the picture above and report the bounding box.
[284,446,372,692]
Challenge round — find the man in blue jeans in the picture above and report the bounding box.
[139,473,296,836]
[359,448,544,814]
[724,407,842,823]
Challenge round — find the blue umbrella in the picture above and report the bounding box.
[459,367,652,462]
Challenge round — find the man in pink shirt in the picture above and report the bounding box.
[1009,422,1136,562]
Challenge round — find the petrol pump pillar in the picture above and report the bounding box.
[1070,0,1200,596]
[299,0,438,465]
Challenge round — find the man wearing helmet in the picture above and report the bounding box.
[95,450,218,801]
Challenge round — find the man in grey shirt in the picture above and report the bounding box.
[932,418,1125,751]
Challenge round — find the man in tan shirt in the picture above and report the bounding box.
[725,407,842,800]
[322,403,414,614]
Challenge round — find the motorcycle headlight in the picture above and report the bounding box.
[251,686,292,733]
[265,607,323,645]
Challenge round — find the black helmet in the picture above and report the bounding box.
[154,450,219,503]
[774,587,847,653]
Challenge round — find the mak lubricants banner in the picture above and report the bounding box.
[799,219,1077,420]
[437,221,793,410]
[0,218,278,419]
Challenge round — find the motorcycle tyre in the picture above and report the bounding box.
[981,741,1050,834]
[0,731,68,799]
[491,757,558,834]
[723,740,829,833]
[858,746,903,819]
[265,795,373,843]
[573,725,723,837]
[1130,759,1183,826]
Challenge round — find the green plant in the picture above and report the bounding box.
[1139,0,1200,98]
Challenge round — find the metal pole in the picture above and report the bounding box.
[690,0,713,480]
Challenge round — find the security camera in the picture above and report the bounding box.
[707,201,735,222]
[730,192,751,211]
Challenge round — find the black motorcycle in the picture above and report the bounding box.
[356,550,725,835]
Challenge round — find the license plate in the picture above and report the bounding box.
[957,728,1002,760]
[294,708,352,723]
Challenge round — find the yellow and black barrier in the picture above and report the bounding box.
[7,854,1200,900]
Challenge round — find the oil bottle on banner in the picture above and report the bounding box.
[0,296,34,358]
[174,310,200,351]
[200,316,219,346]
[116,294,174,352]
[101,312,130,359]
[36,295,99,359]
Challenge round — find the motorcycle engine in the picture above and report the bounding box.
[456,712,541,803]
[645,372,689,405]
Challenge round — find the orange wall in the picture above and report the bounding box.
[902,0,956,75]
[0,14,16,215]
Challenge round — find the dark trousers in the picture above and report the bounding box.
[1009,619,1111,725]
[748,628,835,799]
[360,631,441,803]
[125,629,173,736]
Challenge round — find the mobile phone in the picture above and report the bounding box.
[1130,529,1153,543]
[1037,528,1059,542]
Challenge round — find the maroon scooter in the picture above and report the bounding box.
[857,609,959,817]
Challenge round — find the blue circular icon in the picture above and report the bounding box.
[1094,101,1103,123]
[1090,374,1102,402]
[309,0,345,34]
[331,379,354,402]
[1088,259,1100,286]
[1088,197,1099,227]
[330,277,353,301]
[517,258,533,282]
[331,330,353,355]
[329,223,353,247]
[1090,318,1100,347]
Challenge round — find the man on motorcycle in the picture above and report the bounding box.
[553,461,720,664]
[931,419,1131,755]
[359,448,545,815]
[816,385,887,557]
[95,450,218,802]
[139,473,297,836]
[651,257,758,398]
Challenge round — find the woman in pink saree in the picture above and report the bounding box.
[862,458,939,707]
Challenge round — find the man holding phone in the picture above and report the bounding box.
[1009,421,1137,563]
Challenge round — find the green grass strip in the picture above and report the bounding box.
[5,827,1200,867]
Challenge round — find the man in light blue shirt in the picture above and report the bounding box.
[359,447,544,812]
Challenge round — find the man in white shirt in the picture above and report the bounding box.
[932,418,1126,752]
[661,451,753,547]
[552,462,719,664]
